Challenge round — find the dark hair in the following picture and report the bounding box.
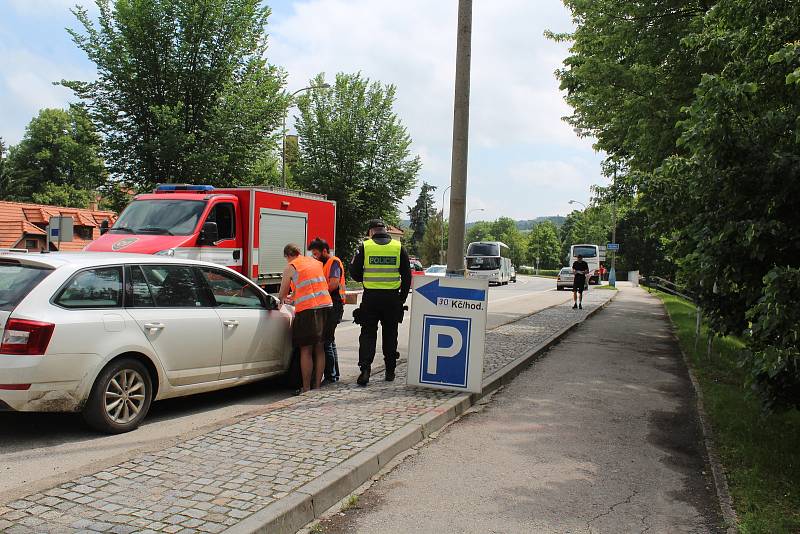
[577,254,584,260]
[283,243,301,257]
[308,237,330,253]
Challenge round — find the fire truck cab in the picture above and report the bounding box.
[86,185,337,291]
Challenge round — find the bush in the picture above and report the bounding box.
[518,267,560,277]
[746,267,800,412]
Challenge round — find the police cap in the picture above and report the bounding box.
[367,218,386,230]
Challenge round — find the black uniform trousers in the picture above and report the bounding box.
[358,289,402,372]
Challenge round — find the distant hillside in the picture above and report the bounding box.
[463,216,566,230]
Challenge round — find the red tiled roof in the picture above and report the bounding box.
[0,200,116,251]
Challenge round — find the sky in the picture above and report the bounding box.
[0,0,607,222]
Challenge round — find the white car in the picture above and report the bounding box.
[0,253,292,433]
[424,264,447,277]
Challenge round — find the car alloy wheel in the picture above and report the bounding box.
[104,369,146,424]
[83,357,153,433]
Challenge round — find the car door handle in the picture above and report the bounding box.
[223,320,240,328]
[143,322,165,331]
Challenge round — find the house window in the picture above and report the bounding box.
[25,239,38,250]
[76,226,94,240]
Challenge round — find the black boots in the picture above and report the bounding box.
[357,368,370,386]
[385,368,396,382]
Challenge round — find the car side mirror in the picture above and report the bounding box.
[100,220,110,235]
[199,222,219,246]
[265,294,280,310]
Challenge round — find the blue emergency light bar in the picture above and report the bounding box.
[155,184,215,192]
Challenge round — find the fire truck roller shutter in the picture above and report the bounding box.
[258,208,308,276]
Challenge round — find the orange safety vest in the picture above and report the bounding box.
[323,255,347,304]
[289,256,333,313]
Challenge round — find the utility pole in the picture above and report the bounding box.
[445,0,472,276]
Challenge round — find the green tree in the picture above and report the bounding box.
[293,72,420,265]
[407,182,437,256]
[6,107,106,205]
[419,211,447,266]
[527,221,562,269]
[465,221,494,244]
[552,0,800,409]
[491,217,527,267]
[62,0,288,191]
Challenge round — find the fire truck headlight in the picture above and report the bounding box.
[154,248,175,257]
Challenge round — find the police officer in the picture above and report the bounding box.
[350,219,412,386]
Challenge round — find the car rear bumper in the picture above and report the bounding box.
[0,353,100,412]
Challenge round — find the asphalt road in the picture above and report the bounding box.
[0,275,567,499]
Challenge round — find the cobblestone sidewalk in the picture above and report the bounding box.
[0,291,614,534]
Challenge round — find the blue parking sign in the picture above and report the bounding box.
[420,315,471,388]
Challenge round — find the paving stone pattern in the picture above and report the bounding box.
[0,291,613,533]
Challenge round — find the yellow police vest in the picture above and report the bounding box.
[363,238,402,290]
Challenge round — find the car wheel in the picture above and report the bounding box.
[83,358,153,434]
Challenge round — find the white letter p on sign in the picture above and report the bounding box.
[426,325,463,375]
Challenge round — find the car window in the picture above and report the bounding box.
[128,266,156,307]
[0,262,52,311]
[140,265,209,308]
[199,267,264,308]
[205,202,236,241]
[55,267,123,308]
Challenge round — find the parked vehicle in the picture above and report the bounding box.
[556,267,574,290]
[465,241,512,285]
[569,244,601,284]
[85,184,336,292]
[0,252,292,433]
[424,264,446,277]
[410,258,425,277]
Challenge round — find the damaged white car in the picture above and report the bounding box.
[0,253,292,433]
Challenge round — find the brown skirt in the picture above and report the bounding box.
[292,307,329,347]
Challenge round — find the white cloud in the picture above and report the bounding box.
[5,0,95,16]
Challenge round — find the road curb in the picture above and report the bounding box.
[229,292,618,534]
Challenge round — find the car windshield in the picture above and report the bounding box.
[0,262,53,311]
[112,200,207,236]
[573,246,597,258]
[560,268,573,274]
[426,266,445,273]
[466,256,500,270]
[467,243,499,256]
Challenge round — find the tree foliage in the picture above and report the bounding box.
[553,0,800,409]
[419,210,446,266]
[62,0,288,191]
[4,107,106,206]
[293,72,420,265]
[407,182,437,256]
[527,221,562,269]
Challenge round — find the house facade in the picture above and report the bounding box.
[0,201,116,252]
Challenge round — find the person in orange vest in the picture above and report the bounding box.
[278,243,333,393]
[308,237,346,384]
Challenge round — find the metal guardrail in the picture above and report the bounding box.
[642,276,695,302]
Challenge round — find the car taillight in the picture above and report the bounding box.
[0,319,55,356]
[557,276,561,281]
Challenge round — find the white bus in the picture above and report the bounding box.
[569,243,601,285]
[466,241,512,285]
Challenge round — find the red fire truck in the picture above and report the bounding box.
[86,185,337,291]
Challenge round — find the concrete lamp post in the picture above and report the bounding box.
[440,185,452,264]
[568,199,586,210]
[282,84,331,187]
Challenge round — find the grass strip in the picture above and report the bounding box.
[649,289,800,533]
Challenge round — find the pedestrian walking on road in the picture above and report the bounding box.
[308,237,345,384]
[572,254,590,310]
[278,243,332,393]
[350,219,412,386]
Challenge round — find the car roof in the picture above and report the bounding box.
[0,251,222,270]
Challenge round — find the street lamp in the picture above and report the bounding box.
[440,185,452,264]
[568,199,586,210]
[282,84,331,187]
